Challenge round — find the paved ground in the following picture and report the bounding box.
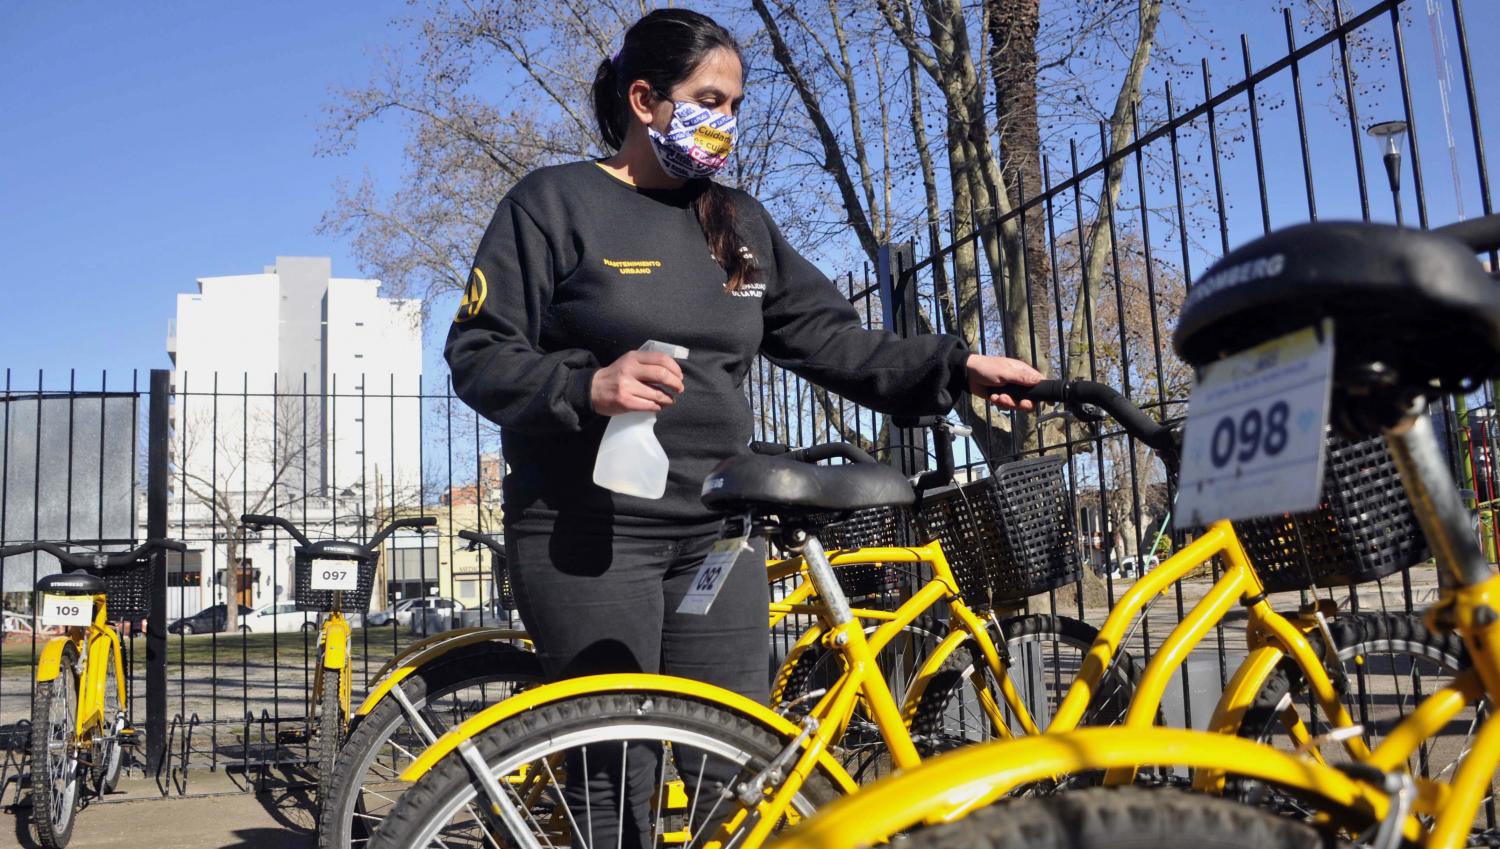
[0,775,314,849]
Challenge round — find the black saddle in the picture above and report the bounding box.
[1173,220,1500,391]
[36,571,105,596]
[701,454,915,516]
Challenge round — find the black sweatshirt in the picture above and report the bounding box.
[446,160,971,536]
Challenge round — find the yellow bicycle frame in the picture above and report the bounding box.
[35,592,128,742]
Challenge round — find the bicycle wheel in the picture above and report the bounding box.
[319,643,543,848]
[773,621,942,782]
[910,615,1135,754]
[31,643,81,849]
[369,690,841,849]
[317,665,347,812]
[892,787,1331,848]
[1234,611,1493,838]
[89,649,125,795]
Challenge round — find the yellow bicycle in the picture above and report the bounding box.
[0,538,185,849]
[364,377,1449,849]
[238,513,436,817]
[768,214,1500,849]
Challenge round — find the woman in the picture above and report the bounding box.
[445,8,1041,846]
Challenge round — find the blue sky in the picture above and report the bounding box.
[1,1,1496,389]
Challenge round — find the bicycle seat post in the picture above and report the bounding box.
[781,528,854,630]
[1383,404,1490,588]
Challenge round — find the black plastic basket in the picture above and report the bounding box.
[917,455,1082,608]
[293,551,378,613]
[814,506,908,598]
[92,556,154,621]
[488,549,514,610]
[1236,433,1429,593]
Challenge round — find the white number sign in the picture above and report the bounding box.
[40,594,92,627]
[1178,320,1334,526]
[678,535,750,616]
[310,559,360,592]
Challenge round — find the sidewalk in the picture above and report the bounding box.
[0,775,314,849]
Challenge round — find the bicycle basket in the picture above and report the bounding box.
[1236,433,1429,593]
[86,555,154,621]
[293,550,378,613]
[916,455,1082,608]
[487,547,514,610]
[812,505,908,599]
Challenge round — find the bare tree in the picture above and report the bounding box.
[176,397,322,630]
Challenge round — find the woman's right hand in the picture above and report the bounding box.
[590,351,685,415]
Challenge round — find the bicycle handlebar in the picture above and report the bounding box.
[1435,213,1500,254]
[239,513,436,553]
[0,538,187,569]
[785,443,878,466]
[458,529,504,556]
[983,379,1179,454]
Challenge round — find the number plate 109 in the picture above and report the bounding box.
[310,560,360,592]
[40,594,92,627]
[1178,320,1334,526]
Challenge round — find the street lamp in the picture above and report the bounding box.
[1366,119,1408,225]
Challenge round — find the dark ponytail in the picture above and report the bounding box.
[591,9,757,293]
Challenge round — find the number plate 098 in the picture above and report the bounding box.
[1178,320,1334,526]
[310,560,360,592]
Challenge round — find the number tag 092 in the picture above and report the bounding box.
[1177,320,1334,526]
[310,559,360,592]
[40,594,92,627]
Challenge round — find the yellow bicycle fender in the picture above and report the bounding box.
[35,636,74,682]
[398,673,858,796]
[322,616,352,670]
[366,626,530,685]
[355,628,532,717]
[768,727,1403,849]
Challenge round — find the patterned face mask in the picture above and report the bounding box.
[647,100,737,180]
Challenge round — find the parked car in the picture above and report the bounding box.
[367,597,465,628]
[169,603,253,635]
[1097,555,1161,582]
[238,601,320,633]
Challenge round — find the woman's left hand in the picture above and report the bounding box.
[965,355,1044,410]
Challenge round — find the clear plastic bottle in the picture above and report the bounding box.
[592,340,690,499]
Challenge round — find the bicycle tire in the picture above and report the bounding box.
[368,690,841,849]
[318,643,543,849]
[317,665,346,814]
[1233,610,1487,834]
[31,643,81,849]
[893,786,1333,848]
[910,614,1136,753]
[90,650,124,795]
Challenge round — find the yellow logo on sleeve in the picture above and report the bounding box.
[455,267,488,322]
[603,258,662,276]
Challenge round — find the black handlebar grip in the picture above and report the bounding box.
[1435,213,1500,254]
[787,443,878,465]
[749,441,791,456]
[890,414,945,428]
[240,513,278,527]
[981,379,1066,404]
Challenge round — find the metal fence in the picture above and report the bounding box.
[0,0,1495,797]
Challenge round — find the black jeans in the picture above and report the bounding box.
[506,521,771,849]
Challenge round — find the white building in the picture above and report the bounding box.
[163,257,422,618]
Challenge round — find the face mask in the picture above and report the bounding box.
[647,100,736,180]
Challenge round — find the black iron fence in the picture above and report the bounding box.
[0,0,1495,796]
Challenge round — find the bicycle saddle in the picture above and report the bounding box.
[1173,220,1500,391]
[701,454,915,516]
[36,571,105,596]
[298,540,371,561]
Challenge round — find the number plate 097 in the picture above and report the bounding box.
[310,560,360,592]
[1178,320,1334,526]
